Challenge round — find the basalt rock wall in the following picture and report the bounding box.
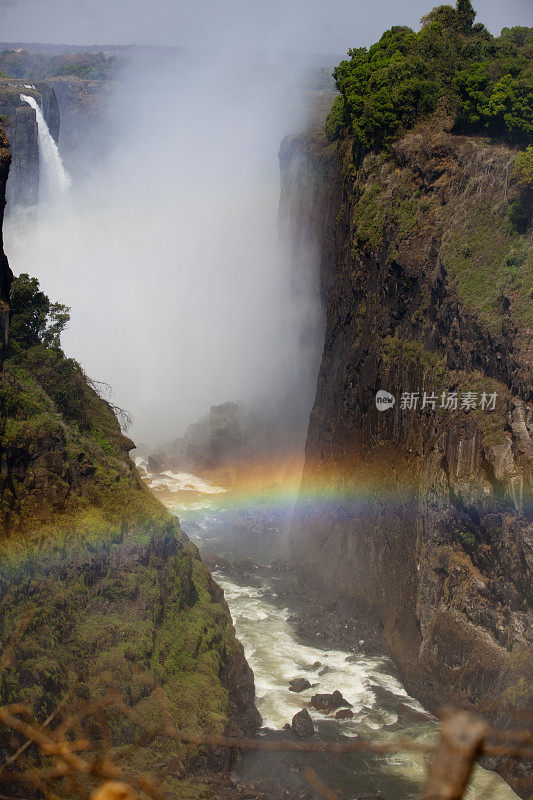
[0,131,11,364]
[286,116,532,795]
[0,80,59,207]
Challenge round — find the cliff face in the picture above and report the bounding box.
[0,79,60,207]
[48,76,112,175]
[0,128,11,363]
[287,115,532,789]
[150,402,245,476]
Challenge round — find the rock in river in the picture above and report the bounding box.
[289,677,312,693]
[335,708,354,719]
[311,690,352,712]
[291,709,315,738]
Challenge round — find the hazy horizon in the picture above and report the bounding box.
[1,0,531,55]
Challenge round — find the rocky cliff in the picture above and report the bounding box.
[286,112,532,793]
[47,76,112,176]
[150,402,245,477]
[0,123,11,364]
[0,79,59,207]
[0,140,259,798]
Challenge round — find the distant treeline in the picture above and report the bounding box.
[326,0,533,151]
[0,49,125,80]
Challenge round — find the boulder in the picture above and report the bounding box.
[335,708,354,719]
[310,690,352,712]
[289,677,312,693]
[291,709,315,738]
[232,558,257,574]
[202,552,231,572]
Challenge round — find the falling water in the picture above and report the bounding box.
[20,94,71,202]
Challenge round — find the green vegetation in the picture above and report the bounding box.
[512,145,533,188]
[341,100,531,338]
[382,336,446,386]
[0,275,161,538]
[53,61,119,80]
[9,273,70,352]
[0,120,9,152]
[0,49,123,81]
[459,529,476,546]
[353,166,430,253]
[326,0,532,151]
[0,527,241,798]
[440,196,532,331]
[0,277,248,795]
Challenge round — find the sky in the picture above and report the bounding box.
[1,0,531,54]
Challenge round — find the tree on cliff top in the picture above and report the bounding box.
[326,0,532,150]
[9,273,70,352]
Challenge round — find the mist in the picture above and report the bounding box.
[4,48,324,448]
[2,0,531,51]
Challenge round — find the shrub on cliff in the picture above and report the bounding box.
[513,145,533,189]
[8,273,70,353]
[326,0,532,150]
[0,274,150,535]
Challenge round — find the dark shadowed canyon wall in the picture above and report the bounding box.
[0,124,12,363]
[0,79,59,207]
[286,112,532,795]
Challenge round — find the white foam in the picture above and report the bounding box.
[160,470,226,493]
[217,571,520,798]
[134,457,226,496]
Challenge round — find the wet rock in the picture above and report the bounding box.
[355,796,385,800]
[232,558,257,575]
[310,690,352,712]
[255,779,276,793]
[271,559,295,573]
[146,453,172,474]
[203,552,232,572]
[289,677,312,693]
[318,665,333,676]
[335,708,354,719]
[291,709,315,737]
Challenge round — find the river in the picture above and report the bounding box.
[136,458,520,800]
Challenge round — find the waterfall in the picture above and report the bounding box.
[20,94,71,202]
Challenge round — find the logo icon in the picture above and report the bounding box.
[375,390,395,411]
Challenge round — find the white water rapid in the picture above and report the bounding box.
[135,458,520,800]
[20,94,71,203]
